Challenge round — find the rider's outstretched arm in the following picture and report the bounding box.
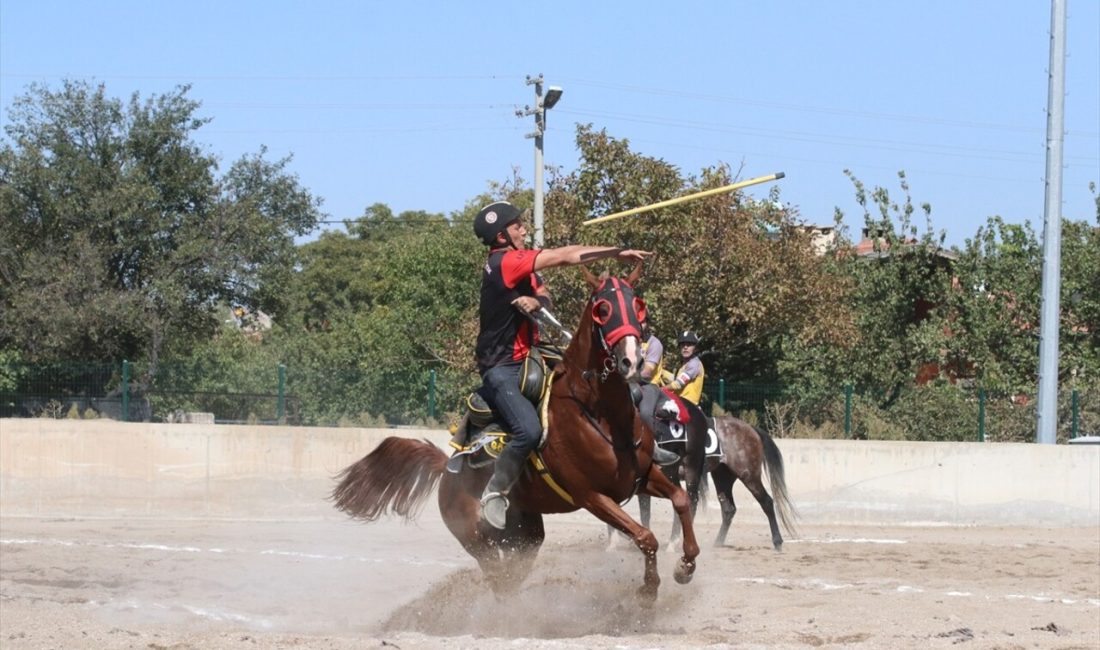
[533,245,650,272]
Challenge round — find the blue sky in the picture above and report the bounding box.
[2,1,1097,248]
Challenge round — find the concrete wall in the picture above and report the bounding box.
[780,438,1099,526]
[0,419,438,520]
[2,419,1098,526]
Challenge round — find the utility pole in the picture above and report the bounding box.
[1036,0,1067,445]
[516,74,562,248]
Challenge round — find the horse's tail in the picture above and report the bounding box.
[753,426,799,537]
[331,437,448,522]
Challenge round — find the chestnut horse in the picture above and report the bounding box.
[332,266,699,603]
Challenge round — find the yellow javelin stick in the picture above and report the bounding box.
[581,172,785,227]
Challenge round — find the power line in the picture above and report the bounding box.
[10,71,1095,140]
[558,76,1100,136]
[0,72,522,83]
[203,124,522,135]
[313,218,461,226]
[620,136,1045,185]
[204,101,521,111]
[557,107,1099,164]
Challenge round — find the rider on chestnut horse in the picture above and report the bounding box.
[470,200,677,530]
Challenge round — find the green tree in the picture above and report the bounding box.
[945,218,1042,393]
[151,321,284,421]
[837,171,954,403]
[0,81,321,390]
[274,201,486,423]
[544,125,853,385]
[347,203,447,243]
[946,196,1099,395]
[1059,197,1100,382]
[773,171,962,439]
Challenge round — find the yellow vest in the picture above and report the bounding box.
[674,360,705,405]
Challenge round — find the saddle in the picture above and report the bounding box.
[446,346,562,474]
[636,383,723,458]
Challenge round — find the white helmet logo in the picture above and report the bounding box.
[484,211,497,224]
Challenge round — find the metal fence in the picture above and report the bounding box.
[700,378,1096,443]
[0,361,296,425]
[1,361,1095,443]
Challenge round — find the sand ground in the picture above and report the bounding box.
[1,500,1098,649]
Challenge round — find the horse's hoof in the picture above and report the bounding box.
[635,584,659,607]
[673,558,696,585]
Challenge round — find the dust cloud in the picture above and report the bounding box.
[1,506,1098,649]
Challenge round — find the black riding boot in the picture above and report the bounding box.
[480,445,527,529]
[653,444,681,466]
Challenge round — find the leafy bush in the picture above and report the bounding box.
[150,324,283,422]
[848,395,907,441]
[889,383,980,441]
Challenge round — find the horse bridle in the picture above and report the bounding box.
[568,276,647,448]
[588,276,646,382]
[565,276,652,501]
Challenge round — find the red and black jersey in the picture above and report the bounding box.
[475,248,545,374]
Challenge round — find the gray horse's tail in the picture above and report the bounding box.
[754,426,799,536]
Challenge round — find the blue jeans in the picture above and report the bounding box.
[479,361,541,456]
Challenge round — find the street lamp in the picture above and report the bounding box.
[516,74,563,248]
[544,85,563,110]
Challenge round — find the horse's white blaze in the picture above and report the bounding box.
[614,336,642,381]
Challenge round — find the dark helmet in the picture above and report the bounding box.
[473,201,526,246]
[677,330,700,345]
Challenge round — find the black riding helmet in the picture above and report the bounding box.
[473,201,527,247]
[677,330,700,346]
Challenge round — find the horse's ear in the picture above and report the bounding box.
[581,265,600,291]
[626,260,643,287]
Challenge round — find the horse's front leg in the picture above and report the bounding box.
[642,465,699,585]
[584,492,661,605]
[606,492,651,550]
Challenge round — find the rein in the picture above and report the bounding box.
[592,329,615,381]
[566,378,638,453]
[534,273,651,505]
[563,374,648,505]
[567,326,641,454]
